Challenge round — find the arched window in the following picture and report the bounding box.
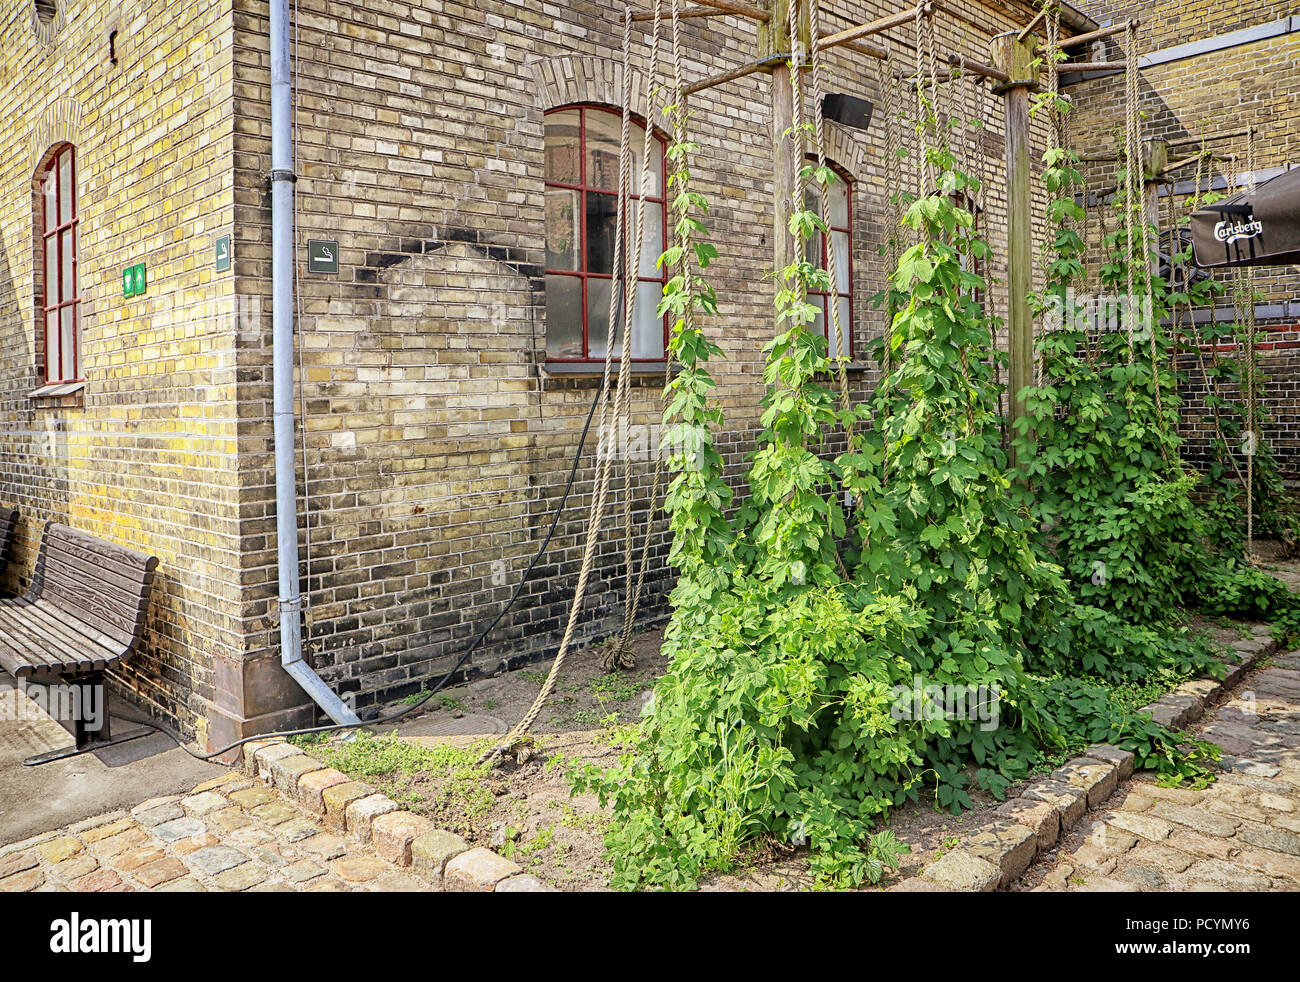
[37,144,80,383]
[544,106,668,362]
[803,162,853,358]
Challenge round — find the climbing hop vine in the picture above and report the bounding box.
[572,10,1249,891]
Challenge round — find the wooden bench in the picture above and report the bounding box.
[0,522,159,766]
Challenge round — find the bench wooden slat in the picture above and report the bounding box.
[0,599,112,667]
[0,607,69,677]
[36,580,138,649]
[29,598,135,657]
[44,540,152,596]
[39,554,150,635]
[0,598,124,672]
[0,508,17,565]
[36,525,157,645]
[44,538,156,590]
[0,603,104,676]
[44,524,156,575]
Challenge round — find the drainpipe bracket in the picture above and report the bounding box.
[268,168,297,185]
[279,596,304,612]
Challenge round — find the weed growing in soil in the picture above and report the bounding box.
[308,733,497,832]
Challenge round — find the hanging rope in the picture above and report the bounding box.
[595,9,641,674]
[1119,21,1170,464]
[786,0,808,310]
[1045,3,1061,154]
[483,2,668,760]
[882,42,901,378]
[913,7,934,200]
[1121,22,1140,363]
[599,1,669,673]
[1243,132,1260,557]
[952,53,969,190]
[1036,2,1064,389]
[1188,138,1250,501]
[807,0,856,444]
[1091,189,1111,365]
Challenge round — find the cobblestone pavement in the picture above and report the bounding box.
[1022,650,1300,891]
[0,771,430,893]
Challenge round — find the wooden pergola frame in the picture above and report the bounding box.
[627,0,1139,442]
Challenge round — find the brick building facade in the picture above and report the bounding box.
[1066,0,1300,478]
[2,0,1295,749]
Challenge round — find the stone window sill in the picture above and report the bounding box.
[29,381,86,407]
[540,361,672,390]
[543,361,669,375]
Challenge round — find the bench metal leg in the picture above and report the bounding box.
[21,672,155,767]
[22,725,156,767]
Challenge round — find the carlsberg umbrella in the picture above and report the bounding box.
[1191,166,1300,269]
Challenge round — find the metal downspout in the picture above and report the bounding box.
[270,0,359,726]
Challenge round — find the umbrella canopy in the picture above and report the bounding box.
[1191,166,1300,269]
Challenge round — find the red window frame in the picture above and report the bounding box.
[543,105,669,363]
[38,144,81,384]
[806,158,854,359]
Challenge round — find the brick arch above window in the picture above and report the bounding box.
[28,99,82,176]
[530,54,657,122]
[820,122,870,185]
[31,0,66,46]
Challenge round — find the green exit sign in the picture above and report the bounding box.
[122,262,147,298]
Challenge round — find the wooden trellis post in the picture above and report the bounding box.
[990,30,1039,465]
[1144,139,1168,276]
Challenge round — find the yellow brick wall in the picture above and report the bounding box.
[1,0,1062,736]
[0,0,239,739]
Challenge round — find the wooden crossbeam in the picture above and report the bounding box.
[840,38,888,60]
[948,54,1010,84]
[682,53,788,95]
[676,0,770,21]
[815,4,929,53]
[1063,61,1129,72]
[1054,19,1139,51]
[1015,7,1048,44]
[1165,127,1255,148]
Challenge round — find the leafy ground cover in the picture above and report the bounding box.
[296,614,1260,891]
